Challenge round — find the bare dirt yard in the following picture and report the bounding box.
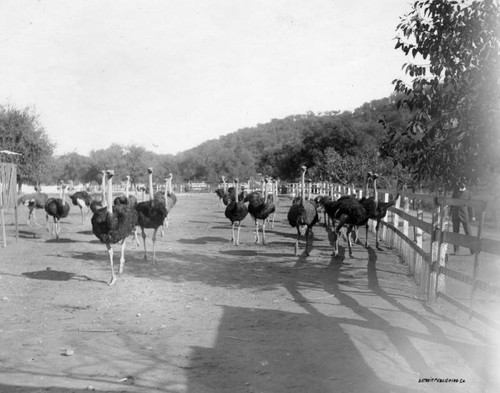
[1,192,499,393]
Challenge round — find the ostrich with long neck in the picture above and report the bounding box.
[91,170,138,285]
[329,172,379,258]
[287,166,318,256]
[215,176,228,206]
[135,168,168,263]
[366,178,401,249]
[113,175,140,246]
[159,173,177,236]
[244,176,276,245]
[44,182,71,240]
[225,178,249,245]
[70,190,92,223]
[18,191,49,226]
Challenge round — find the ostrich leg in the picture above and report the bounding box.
[262,220,267,245]
[106,244,117,286]
[118,238,127,274]
[236,222,242,245]
[231,222,236,245]
[305,226,310,256]
[294,227,300,256]
[141,227,148,260]
[152,227,159,264]
[254,221,260,244]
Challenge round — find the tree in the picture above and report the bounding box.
[390,0,500,189]
[0,105,55,189]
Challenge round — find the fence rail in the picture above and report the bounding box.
[283,180,500,325]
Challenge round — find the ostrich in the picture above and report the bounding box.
[17,191,49,226]
[329,173,379,258]
[214,176,228,206]
[244,176,276,245]
[69,190,92,223]
[44,182,71,240]
[91,170,139,286]
[225,178,249,245]
[287,166,318,256]
[158,173,177,236]
[367,180,401,249]
[135,168,168,263]
[113,175,140,246]
[314,194,333,227]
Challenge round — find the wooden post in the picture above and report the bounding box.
[381,192,389,241]
[415,200,424,288]
[470,209,485,318]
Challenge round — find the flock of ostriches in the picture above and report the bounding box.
[17,166,400,286]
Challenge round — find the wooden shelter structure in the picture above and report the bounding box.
[0,162,18,246]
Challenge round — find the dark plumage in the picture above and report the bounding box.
[244,178,276,245]
[17,192,49,226]
[225,179,249,245]
[328,173,379,258]
[287,166,318,256]
[44,184,70,240]
[136,168,168,263]
[368,191,400,249]
[70,190,93,223]
[92,170,138,286]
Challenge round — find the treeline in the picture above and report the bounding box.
[46,94,413,189]
[3,94,412,190]
[40,94,411,189]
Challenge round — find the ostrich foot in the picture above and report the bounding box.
[108,277,117,286]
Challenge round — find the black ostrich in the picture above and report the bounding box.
[244,177,276,245]
[135,168,168,263]
[91,170,139,286]
[17,191,49,226]
[113,175,140,246]
[225,178,249,245]
[44,182,71,240]
[70,190,92,223]
[367,180,401,249]
[287,166,318,256]
[328,173,379,258]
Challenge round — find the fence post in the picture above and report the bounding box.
[381,192,389,241]
[415,200,424,290]
[429,197,449,301]
[403,196,410,267]
[470,208,485,318]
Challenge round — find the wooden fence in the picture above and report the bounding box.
[283,181,500,325]
[0,163,18,246]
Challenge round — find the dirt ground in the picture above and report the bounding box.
[1,192,499,393]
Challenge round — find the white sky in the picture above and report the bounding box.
[0,0,412,156]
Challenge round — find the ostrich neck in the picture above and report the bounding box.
[126,179,130,198]
[101,175,106,207]
[107,176,113,213]
[148,173,154,201]
[264,182,268,204]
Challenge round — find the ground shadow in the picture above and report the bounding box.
[22,269,93,282]
[178,236,228,245]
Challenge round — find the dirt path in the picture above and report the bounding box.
[0,193,499,392]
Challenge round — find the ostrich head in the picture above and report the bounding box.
[148,167,153,174]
